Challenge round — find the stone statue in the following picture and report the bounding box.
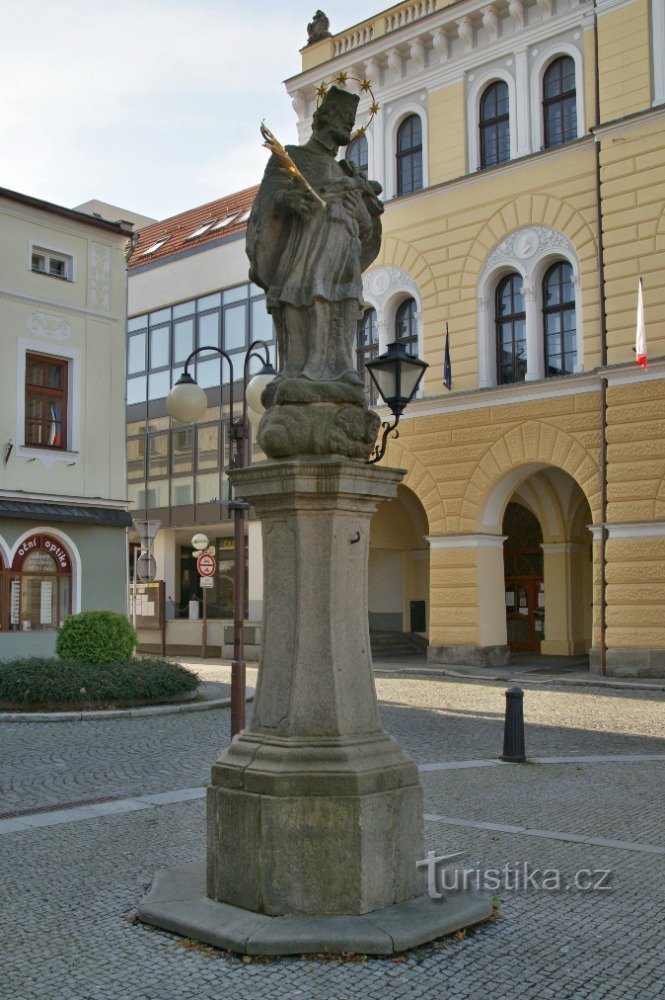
[306,10,332,45]
[247,87,383,459]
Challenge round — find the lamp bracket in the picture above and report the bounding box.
[367,417,399,464]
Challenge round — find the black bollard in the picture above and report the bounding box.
[501,686,526,763]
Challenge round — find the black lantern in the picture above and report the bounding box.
[365,342,428,463]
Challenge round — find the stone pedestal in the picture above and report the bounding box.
[139,458,492,952]
[207,459,421,916]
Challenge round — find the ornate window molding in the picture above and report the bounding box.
[362,266,423,356]
[530,42,585,152]
[384,102,429,201]
[467,67,518,172]
[16,338,81,469]
[478,227,582,387]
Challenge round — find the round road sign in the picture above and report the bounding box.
[197,553,216,577]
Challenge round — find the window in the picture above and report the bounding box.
[187,222,216,240]
[479,82,510,168]
[395,298,418,356]
[357,308,379,402]
[211,213,240,231]
[495,274,526,385]
[31,247,72,281]
[396,115,423,195]
[543,262,577,376]
[346,135,368,176]
[543,57,577,148]
[141,238,170,256]
[6,535,72,632]
[25,353,68,448]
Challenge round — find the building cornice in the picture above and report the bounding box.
[0,187,132,235]
[0,287,120,324]
[0,490,129,510]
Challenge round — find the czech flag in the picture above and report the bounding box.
[635,277,647,371]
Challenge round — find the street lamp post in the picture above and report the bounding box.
[166,341,275,738]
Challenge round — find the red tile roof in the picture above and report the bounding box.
[128,184,258,269]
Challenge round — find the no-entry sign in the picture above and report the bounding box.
[197,553,216,577]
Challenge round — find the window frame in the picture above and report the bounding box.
[542,261,577,377]
[395,114,423,197]
[395,298,419,357]
[542,56,578,149]
[29,244,74,282]
[495,273,527,386]
[4,534,73,632]
[531,46,584,152]
[24,352,69,451]
[479,80,511,169]
[346,135,369,176]
[357,307,379,403]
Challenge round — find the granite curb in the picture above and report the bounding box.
[400,666,665,692]
[0,685,255,724]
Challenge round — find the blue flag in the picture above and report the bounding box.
[443,323,452,390]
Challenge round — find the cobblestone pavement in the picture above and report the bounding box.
[1,663,664,999]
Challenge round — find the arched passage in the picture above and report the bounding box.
[369,484,429,635]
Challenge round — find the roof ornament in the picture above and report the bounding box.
[307,10,332,45]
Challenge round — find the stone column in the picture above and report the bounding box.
[540,541,588,655]
[207,458,424,916]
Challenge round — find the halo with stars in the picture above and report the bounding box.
[315,72,380,140]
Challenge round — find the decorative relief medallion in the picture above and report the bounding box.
[364,266,419,305]
[28,312,71,340]
[486,227,571,271]
[89,243,112,312]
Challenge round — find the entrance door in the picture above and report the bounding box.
[504,578,544,651]
[502,502,544,653]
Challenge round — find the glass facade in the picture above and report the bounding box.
[126,282,276,405]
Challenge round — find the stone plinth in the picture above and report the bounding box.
[207,459,422,916]
[139,457,494,951]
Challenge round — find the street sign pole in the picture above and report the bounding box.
[202,585,207,660]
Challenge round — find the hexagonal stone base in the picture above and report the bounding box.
[138,861,494,956]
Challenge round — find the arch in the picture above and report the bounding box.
[369,483,430,634]
[467,69,518,172]
[385,104,429,200]
[9,527,82,614]
[477,225,583,386]
[0,534,10,566]
[531,43,585,152]
[466,424,599,533]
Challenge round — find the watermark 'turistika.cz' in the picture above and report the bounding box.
[417,852,613,896]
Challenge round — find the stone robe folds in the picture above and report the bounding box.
[247,143,383,403]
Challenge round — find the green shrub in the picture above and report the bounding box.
[0,657,198,709]
[56,611,137,664]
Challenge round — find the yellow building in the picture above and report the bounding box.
[285,0,665,676]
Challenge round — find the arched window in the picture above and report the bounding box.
[543,261,576,376]
[357,308,379,402]
[395,298,418,356]
[346,135,368,176]
[495,274,526,384]
[0,550,4,631]
[8,535,72,632]
[396,115,423,196]
[479,81,510,168]
[543,57,577,148]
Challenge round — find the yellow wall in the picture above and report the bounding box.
[597,0,652,121]
[429,81,466,185]
[379,142,601,391]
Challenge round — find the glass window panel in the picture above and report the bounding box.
[149,326,170,369]
[196,472,220,505]
[148,432,168,477]
[127,376,147,405]
[171,426,194,475]
[127,438,145,482]
[196,358,220,389]
[197,311,220,355]
[223,303,247,351]
[250,299,274,343]
[197,424,220,469]
[145,480,169,507]
[172,300,196,319]
[197,293,222,311]
[249,283,264,297]
[128,333,146,374]
[171,478,194,506]
[223,284,247,305]
[148,370,170,400]
[174,319,194,363]
[149,308,171,326]
[127,315,147,333]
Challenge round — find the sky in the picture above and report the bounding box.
[0,1,382,222]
